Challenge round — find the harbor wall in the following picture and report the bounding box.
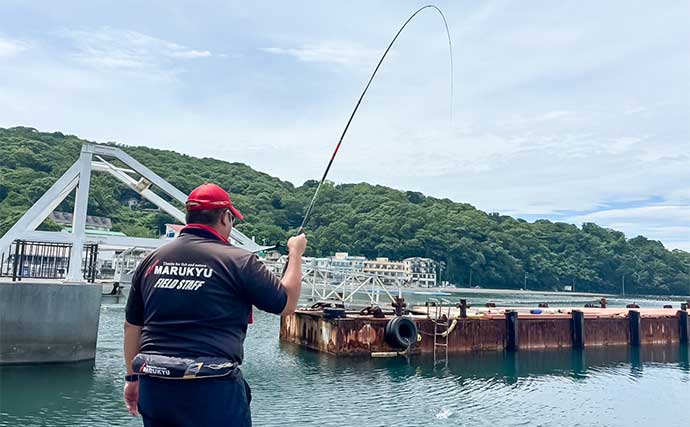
[0,282,102,364]
[280,309,689,356]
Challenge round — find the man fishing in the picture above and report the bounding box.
[122,183,307,426]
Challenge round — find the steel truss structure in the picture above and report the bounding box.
[0,143,271,282]
[303,267,399,305]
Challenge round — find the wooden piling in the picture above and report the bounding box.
[571,310,585,349]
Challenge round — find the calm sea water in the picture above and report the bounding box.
[1,291,688,427]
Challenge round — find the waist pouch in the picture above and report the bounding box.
[132,353,239,380]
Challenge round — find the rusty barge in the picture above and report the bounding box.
[280,299,690,358]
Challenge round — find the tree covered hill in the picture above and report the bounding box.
[1,126,688,295]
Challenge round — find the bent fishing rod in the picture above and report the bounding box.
[283,4,453,274]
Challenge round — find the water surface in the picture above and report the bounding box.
[1,292,688,426]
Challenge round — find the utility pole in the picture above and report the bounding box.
[524,272,527,290]
[622,274,625,296]
[469,269,473,287]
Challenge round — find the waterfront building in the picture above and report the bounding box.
[310,257,331,270]
[329,252,366,279]
[363,257,411,286]
[403,257,437,287]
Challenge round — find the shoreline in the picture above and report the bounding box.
[386,285,689,300]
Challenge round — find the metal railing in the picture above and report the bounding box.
[0,240,98,282]
[301,267,402,305]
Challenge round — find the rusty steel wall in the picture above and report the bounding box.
[583,317,629,346]
[518,318,572,349]
[417,318,506,352]
[280,313,398,355]
[641,316,680,345]
[281,311,689,356]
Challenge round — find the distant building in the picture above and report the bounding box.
[49,211,113,232]
[309,257,331,270]
[264,252,437,288]
[363,257,410,286]
[404,257,437,287]
[162,224,185,239]
[329,252,366,279]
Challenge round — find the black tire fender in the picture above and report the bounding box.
[384,317,418,349]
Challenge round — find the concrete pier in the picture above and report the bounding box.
[0,281,102,364]
[280,306,689,357]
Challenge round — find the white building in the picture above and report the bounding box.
[403,257,437,287]
[363,257,411,286]
[329,252,365,277]
[163,224,184,239]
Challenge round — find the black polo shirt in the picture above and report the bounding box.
[125,226,287,364]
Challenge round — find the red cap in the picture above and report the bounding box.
[185,183,244,220]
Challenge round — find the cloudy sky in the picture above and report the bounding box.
[1,1,688,250]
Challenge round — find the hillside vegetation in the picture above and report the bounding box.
[1,126,688,295]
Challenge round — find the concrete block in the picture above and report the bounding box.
[0,282,101,364]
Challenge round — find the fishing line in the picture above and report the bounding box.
[298,4,453,233]
[284,4,453,272]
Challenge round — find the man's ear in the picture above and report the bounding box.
[219,210,231,227]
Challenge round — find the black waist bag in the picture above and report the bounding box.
[132,353,239,380]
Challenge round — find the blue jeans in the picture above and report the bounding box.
[138,370,251,427]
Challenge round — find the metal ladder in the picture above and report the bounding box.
[427,298,451,366]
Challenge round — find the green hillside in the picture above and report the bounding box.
[1,126,688,295]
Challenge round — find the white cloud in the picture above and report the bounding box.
[0,37,28,57]
[169,49,211,59]
[567,206,690,251]
[57,28,211,70]
[260,42,380,67]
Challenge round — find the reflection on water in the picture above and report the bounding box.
[1,301,688,427]
[277,340,689,383]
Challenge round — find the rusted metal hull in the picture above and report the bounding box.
[279,308,689,356]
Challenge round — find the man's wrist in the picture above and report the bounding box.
[125,374,139,382]
[288,252,303,261]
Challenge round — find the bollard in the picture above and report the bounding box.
[679,310,689,345]
[629,310,641,346]
[458,299,468,318]
[506,311,519,352]
[599,298,607,308]
[392,296,407,317]
[571,310,585,349]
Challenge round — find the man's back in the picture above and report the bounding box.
[123,182,306,426]
[126,226,286,363]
